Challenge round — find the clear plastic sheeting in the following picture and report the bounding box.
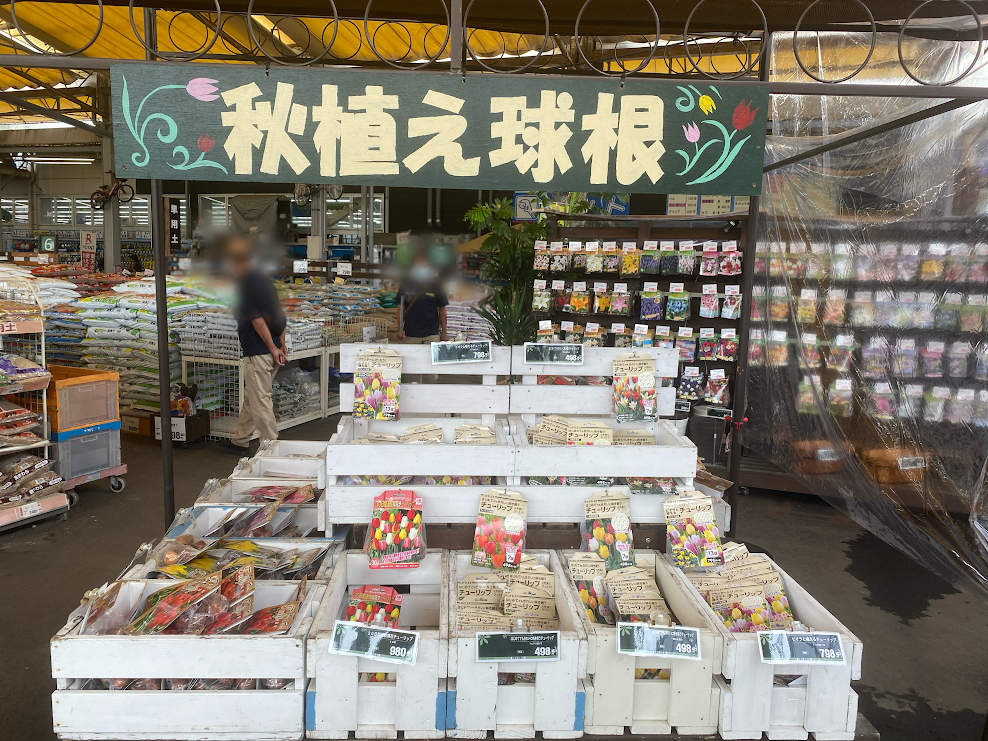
[744,33,988,597]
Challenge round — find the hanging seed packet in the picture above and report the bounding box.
[767,330,790,367]
[660,244,680,275]
[570,290,590,315]
[862,337,889,378]
[898,383,924,419]
[346,585,402,628]
[583,323,605,347]
[960,295,985,332]
[753,243,768,274]
[895,243,920,281]
[937,292,963,331]
[921,244,947,280]
[829,378,854,418]
[806,243,828,280]
[768,245,784,277]
[665,287,690,321]
[569,552,614,625]
[632,325,653,348]
[612,353,658,422]
[699,329,718,361]
[570,242,586,270]
[893,338,918,378]
[786,242,806,278]
[721,286,742,319]
[610,291,631,316]
[603,253,621,273]
[750,285,766,322]
[719,328,738,361]
[922,341,944,378]
[946,388,976,424]
[532,288,552,312]
[641,241,661,273]
[125,574,223,635]
[948,341,972,378]
[699,285,720,318]
[874,290,895,327]
[472,489,528,570]
[769,286,789,321]
[582,491,635,570]
[831,244,853,280]
[677,327,697,363]
[868,382,896,421]
[678,241,697,274]
[945,245,969,282]
[720,241,742,276]
[797,375,819,415]
[820,289,845,325]
[849,291,874,327]
[664,491,725,570]
[705,369,730,405]
[621,244,641,276]
[367,490,425,569]
[534,242,549,271]
[796,289,817,324]
[893,291,916,329]
[678,366,704,400]
[828,334,855,372]
[799,332,821,369]
[593,291,611,314]
[969,244,988,284]
[748,329,765,366]
[699,242,720,276]
[354,348,401,421]
[914,292,936,329]
[550,248,570,273]
[923,386,949,422]
[639,286,663,320]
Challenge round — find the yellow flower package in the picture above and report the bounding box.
[581,490,635,570]
[354,348,402,420]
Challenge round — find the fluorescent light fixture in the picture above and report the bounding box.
[22,156,95,165]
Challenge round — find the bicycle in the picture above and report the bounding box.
[90,171,135,210]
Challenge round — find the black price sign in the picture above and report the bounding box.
[758,630,845,665]
[476,631,560,662]
[523,342,584,365]
[329,620,419,666]
[616,623,701,660]
[431,340,493,365]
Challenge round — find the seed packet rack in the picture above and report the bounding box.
[561,549,722,736]
[306,550,449,740]
[51,581,325,741]
[447,550,587,739]
[172,502,326,539]
[668,555,863,740]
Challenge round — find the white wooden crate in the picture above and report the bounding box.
[255,440,329,459]
[447,550,587,739]
[560,549,722,735]
[231,455,326,488]
[338,343,512,429]
[126,540,345,583]
[196,478,324,506]
[51,581,324,741]
[666,555,863,740]
[305,550,449,739]
[167,505,325,540]
[508,345,679,420]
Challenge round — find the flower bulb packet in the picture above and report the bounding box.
[581,490,635,570]
[503,585,556,618]
[400,423,445,444]
[125,573,223,635]
[239,600,300,635]
[354,348,402,421]
[664,492,725,570]
[472,489,528,570]
[366,489,425,568]
[346,585,403,628]
[707,581,770,633]
[569,552,613,625]
[612,353,658,422]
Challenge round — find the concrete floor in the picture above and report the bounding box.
[1,420,986,741]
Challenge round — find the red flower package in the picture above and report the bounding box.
[366,489,425,568]
[125,573,222,634]
[346,585,403,628]
[471,489,528,570]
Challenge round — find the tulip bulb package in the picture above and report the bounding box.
[366,489,425,568]
[472,489,528,570]
[354,348,402,420]
[581,491,635,570]
[346,585,403,628]
[569,552,614,625]
[612,353,658,422]
[664,491,725,570]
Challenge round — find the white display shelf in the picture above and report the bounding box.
[167,503,330,540]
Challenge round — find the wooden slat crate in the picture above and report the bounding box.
[51,581,324,741]
[667,555,863,740]
[168,504,325,539]
[305,550,449,740]
[560,549,722,735]
[447,550,587,739]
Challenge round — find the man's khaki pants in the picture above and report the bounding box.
[403,334,440,383]
[232,354,279,447]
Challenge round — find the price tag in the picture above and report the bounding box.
[363,326,377,342]
[643,240,658,249]
[835,379,853,391]
[534,240,547,249]
[585,241,599,253]
[477,631,560,662]
[675,400,692,413]
[678,326,693,338]
[702,284,717,295]
[551,280,565,290]
[550,242,564,252]
[928,341,945,353]
[432,340,493,365]
[534,279,547,290]
[586,322,600,333]
[573,281,587,292]
[593,282,608,293]
[758,630,845,665]
[568,241,582,252]
[721,328,736,339]
[633,324,649,335]
[611,323,626,334]
[699,327,715,338]
[622,242,638,253]
[178,257,192,271]
[538,320,553,331]
[293,259,309,274]
[702,241,718,253]
[722,240,738,252]
[19,501,43,519]
[800,288,817,300]
[523,343,584,365]
[329,620,419,666]
[561,321,575,331]
[770,330,788,342]
[617,623,701,660]
[643,282,659,293]
[669,283,685,293]
[660,241,675,250]
[710,368,726,380]
[336,262,352,277]
[613,283,628,294]
[725,285,740,296]
[656,326,671,337]
[683,366,701,377]
[602,242,617,252]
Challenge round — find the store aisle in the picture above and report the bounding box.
[0,428,985,741]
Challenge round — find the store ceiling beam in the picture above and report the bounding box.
[764,98,977,173]
[0,144,102,154]
[0,92,111,137]
[1,71,101,115]
[0,8,83,79]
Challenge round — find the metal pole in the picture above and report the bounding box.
[144,6,175,527]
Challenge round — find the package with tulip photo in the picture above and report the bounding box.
[612,352,658,422]
[346,585,402,628]
[471,488,528,570]
[353,348,402,420]
[663,491,726,570]
[581,491,635,570]
[365,489,425,568]
[569,552,614,625]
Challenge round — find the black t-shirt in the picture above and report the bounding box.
[399,281,449,338]
[236,270,286,357]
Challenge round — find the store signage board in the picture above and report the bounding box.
[616,623,701,660]
[329,620,419,666]
[758,630,845,665]
[111,63,768,195]
[476,631,560,662]
[432,340,493,364]
[523,342,584,365]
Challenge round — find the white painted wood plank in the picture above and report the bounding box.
[508,385,675,418]
[325,444,514,477]
[341,384,509,415]
[514,439,696,479]
[340,343,511,375]
[231,456,324,481]
[253,439,329,459]
[510,345,678,379]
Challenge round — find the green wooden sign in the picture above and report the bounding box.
[617,623,702,660]
[476,630,560,661]
[111,63,768,195]
[758,630,845,665]
[329,620,419,666]
[39,235,56,252]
